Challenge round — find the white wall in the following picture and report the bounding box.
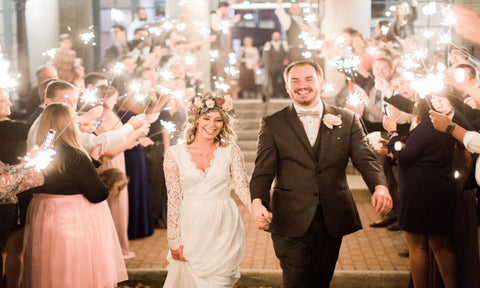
[26,0,59,85]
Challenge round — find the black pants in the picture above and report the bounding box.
[144,145,167,225]
[271,206,342,288]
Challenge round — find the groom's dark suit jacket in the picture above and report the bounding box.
[250,102,387,238]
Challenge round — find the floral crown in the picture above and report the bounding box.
[186,92,234,120]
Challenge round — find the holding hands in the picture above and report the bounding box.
[251,199,273,230]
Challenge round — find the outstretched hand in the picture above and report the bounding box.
[371,185,392,216]
[251,199,273,230]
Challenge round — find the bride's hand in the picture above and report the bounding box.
[171,246,185,261]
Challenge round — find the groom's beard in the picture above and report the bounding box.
[290,88,320,107]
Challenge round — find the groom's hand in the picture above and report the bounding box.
[251,198,273,230]
[371,185,392,216]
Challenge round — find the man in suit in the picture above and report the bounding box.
[263,31,289,100]
[250,60,392,287]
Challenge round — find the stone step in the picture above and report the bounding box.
[237,140,258,152]
[237,130,260,141]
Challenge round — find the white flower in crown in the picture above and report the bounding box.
[205,99,215,108]
[194,97,203,108]
[322,114,342,129]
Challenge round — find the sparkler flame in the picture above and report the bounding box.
[24,148,56,172]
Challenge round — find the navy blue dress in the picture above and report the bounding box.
[389,119,456,233]
[118,110,153,239]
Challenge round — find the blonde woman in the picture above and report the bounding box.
[163,92,251,287]
[24,104,127,287]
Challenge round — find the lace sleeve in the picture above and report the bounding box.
[164,148,182,250]
[230,144,252,212]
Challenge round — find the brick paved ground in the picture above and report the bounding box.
[124,176,409,272]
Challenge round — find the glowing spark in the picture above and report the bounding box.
[412,48,428,60]
[80,88,98,105]
[209,50,219,62]
[42,48,57,59]
[110,8,125,22]
[163,21,173,31]
[454,170,460,179]
[134,93,148,103]
[112,62,125,74]
[156,85,171,95]
[438,32,452,44]
[403,71,415,81]
[176,22,186,31]
[385,11,392,17]
[148,26,162,36]
[172,90,185,99]
[184,56,195,66]
[224,66,239,77]
[215,81,230,93]
[79,32,95,45]
[324,84,335,93]
[381,25,390,36]
[160,120,177,134]
[422,29,434,39]
[302,51,312,59]
[25,148,56,172]
[334,54,360,75]
[454,68,465,83]
[130,82,142,94]
[178,0,188,6]
[440,5,457,27]
[394,141,402,151]
[160,70,174,81]
[228,53,237,65]
[436,62,446,72]
[400,55,420,71]
[304,13,317,24]
[220,20,230,34]
[410,73,444,98]
[347,92,366,108]
[423,2,437,16]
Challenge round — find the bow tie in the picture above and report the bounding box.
[297,110,320,118]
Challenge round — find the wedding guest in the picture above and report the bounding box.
[24,103,128,287]
[384,100,457,288]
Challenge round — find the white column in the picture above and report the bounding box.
[322,0,371,102]
[26,0,59,85]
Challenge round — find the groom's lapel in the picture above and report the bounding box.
[285,104,315,160]
[317,103,335,165]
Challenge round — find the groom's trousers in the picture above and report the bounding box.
[271,205,343,288]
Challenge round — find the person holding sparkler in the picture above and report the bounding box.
[96,85,150,258]
[390,0,417,40]
[24,103,127,287]
[383,98,457,288]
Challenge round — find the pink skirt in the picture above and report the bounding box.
[24,194,128,288]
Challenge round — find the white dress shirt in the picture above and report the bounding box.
[294,102,323,146]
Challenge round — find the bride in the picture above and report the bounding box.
[163,92,251,287]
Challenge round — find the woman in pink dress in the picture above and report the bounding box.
[24,104,127,287]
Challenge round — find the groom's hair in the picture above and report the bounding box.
[283,60,324,82]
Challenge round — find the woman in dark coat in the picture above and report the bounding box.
[384,99,457,288]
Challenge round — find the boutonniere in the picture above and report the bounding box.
[322,114,342,129]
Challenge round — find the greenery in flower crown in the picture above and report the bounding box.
[186,92,235,121]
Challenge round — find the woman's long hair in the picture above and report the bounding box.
[36,103,88,173]
[184,108,236,147]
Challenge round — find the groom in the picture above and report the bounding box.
[250,60,392,288]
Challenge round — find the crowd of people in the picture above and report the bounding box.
[1,0,480,287]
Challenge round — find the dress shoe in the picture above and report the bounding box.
[369,216,397,228]
[123,251,136,259]
[387,221,400,231]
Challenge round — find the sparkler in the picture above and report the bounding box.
[347,91,366,109]
[440,5,457,27]
[454,68,465,83]
[24,148,56,172]
[79,31,95,45]
[42,48,57,60]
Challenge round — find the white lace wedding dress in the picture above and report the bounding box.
[163,143,251,288]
